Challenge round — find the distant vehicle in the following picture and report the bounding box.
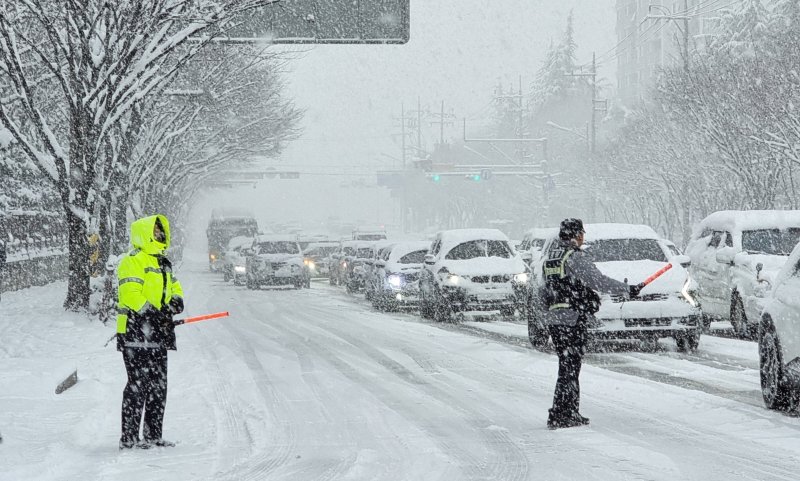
[514,228,559,323]
[759,240,800,411]
[329,240,359,286]
[207,210,258,271]
[303,241,340,278]
[298,234,330,251]
[527,224,701,351]
[686,210,800,338]
[345,241,378,293]
[518,227,558,266]
[419,229,527,322]
[221,236,254,285]
[245,235,309,289]
[368,241,430,311]
[352,228,387,241]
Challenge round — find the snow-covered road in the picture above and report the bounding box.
[2,263,800,480]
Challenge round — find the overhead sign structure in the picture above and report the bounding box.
[224,0,410,44]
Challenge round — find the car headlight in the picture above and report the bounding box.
[210,254,216,261]
[234,265,246,273]
[388,274,403,288]
[513,273,529,284]
[681,278,698,308]
[446,274,460,285]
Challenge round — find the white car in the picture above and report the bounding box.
[759,241,800,411]
[303,241,339,278]
[419,229,528,322]
[222,236,253,285]
[528,224,701,351]
[245,235,309,289]
[344,241,378,293]
[686,210,800,338]
[518,227,558,266]
[368,241,430,310]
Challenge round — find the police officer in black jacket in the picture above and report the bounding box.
[541,219,642,429]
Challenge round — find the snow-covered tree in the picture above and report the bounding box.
[0,0,282,311]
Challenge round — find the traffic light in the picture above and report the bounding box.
[429,174,442,183]
[470,174,481,182]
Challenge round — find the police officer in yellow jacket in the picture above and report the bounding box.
[117,215,183,449]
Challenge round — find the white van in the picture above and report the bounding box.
[686,211,800,338]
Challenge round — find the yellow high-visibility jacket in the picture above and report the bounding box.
[116,215,183,350]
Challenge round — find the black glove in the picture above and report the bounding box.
[629,283,645,298]
[167,296,184,315]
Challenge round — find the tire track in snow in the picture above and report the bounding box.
[285,304,531,481]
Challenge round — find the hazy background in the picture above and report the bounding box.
[191,0,617,236]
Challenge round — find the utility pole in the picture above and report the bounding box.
[646,2,691,73]
[565,52,605,154]
[494,77,528,162]
[429,100,455,147]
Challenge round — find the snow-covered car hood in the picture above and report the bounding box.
[439,257,526,276]
[386,262,423,274]
[595,260,687,295]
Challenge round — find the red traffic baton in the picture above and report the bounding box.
[173,311,229,326]
[641,263,673,288]
[104,311,230,347]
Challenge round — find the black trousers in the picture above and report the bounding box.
[548,320,587,418]
[121,348,168,443]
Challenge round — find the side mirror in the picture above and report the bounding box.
[756,262,764,276]
[376,260,386,268]
[242,248,254,256]
[672,254,691,268]
[424,254,436,265]
[715,247,736,266]
[520,251,533,262]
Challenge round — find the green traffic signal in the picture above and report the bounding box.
[472,174,481,181]
[432,174,441,182]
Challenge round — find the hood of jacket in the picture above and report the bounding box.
[130,215,170,255]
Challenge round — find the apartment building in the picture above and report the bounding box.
[616,0,724,105]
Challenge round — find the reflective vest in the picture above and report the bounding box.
[542,242,601,315]
[542,243,579,312]
[116,215,183,340]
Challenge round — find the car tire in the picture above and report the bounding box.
[731,293,754,339]
[759,316,798,411]
[223,270,231,282]
[246,278,256,290]
[675,332,700,353]
[433,290,453,323]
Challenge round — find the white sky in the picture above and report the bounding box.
[198,0,617,229]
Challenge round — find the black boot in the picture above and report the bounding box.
[547,409,584,430]
[119,438,137,450]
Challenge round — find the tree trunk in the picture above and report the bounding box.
[64,206,90,311]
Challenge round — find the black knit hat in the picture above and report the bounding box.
[559,218,585,240]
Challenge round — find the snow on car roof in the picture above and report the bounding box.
[254,234,298,243]
[522,227,558,239]
[438,228,509,242]
[583,223,660,241]
[697,210,800,234]
[388,241,430,259]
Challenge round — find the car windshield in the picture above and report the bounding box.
[445,239,512,260]
[398,249,427,264]
[343,247,356,256]
[355,234,386,241]
[584,239,667,262]
[742,228,800,255]
[356,248,373,258]
[257,242,299,254]
[306,246,337,257]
